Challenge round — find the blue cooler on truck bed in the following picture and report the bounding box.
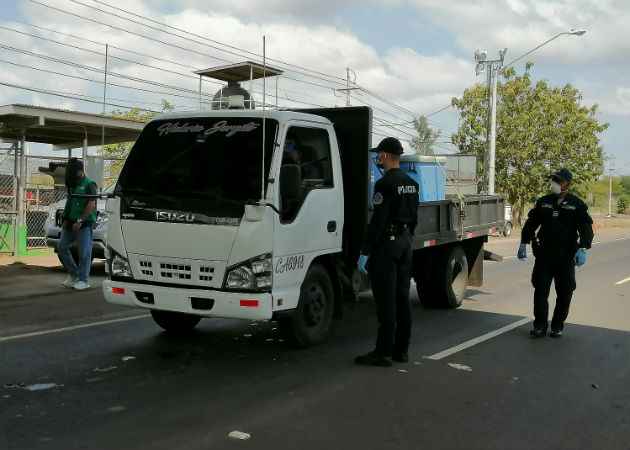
[370,154,446,204]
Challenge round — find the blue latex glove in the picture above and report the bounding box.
[517,243,527,261]
[357,254,369,275]
[575,249,586,267]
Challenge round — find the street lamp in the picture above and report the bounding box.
[474,29,586,195]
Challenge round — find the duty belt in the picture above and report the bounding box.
[389,223,409,235]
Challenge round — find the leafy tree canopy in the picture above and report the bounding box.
[451,63,608,224]
[98,100,173,185]
[410,116,441,155]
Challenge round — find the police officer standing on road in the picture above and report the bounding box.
[356,137,419,367]
[518,168,594,338]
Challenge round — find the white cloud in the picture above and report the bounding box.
[407,0,629,67]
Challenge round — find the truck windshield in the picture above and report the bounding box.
[117,117,277,217]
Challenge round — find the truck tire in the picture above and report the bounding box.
[436,246,469,308]
[151,310,201,334]
[503,221,513,237]
[279,264,334,348]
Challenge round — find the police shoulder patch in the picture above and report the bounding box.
[373,192,384,205]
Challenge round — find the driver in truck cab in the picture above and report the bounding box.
[283,133,322,179]
[356,137,419,367]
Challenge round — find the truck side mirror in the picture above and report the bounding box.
[280,165,301,201]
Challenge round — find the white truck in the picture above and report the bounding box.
[102,106,505,347]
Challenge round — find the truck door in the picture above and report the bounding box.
[273,124,343,271]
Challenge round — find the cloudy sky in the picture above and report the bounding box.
[1,0,628,174]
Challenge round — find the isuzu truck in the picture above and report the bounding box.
[102,106,505,347]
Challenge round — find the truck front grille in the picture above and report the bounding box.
[160,263,192,280]
[132,256,221,288]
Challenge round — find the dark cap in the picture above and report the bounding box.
[67,157,84,170]
[370,137,404,155]
[283,136,298,153]
[549,168,572,183]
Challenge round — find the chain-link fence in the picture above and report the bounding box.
[0,146,70,254]
[24,155,68,250]
[0,143,18,254]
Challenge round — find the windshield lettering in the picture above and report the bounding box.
[155,120,259,138]
[157,122,205,136]
[204,120,259,137]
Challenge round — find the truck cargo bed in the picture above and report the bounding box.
[412,195,505,250]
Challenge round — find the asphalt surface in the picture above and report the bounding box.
[0,228,628,450]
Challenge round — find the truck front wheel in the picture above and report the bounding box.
[151,310,201,333]
[279,264,334,348]
[436,246,469,308]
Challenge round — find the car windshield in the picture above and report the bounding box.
[116,117,277,217]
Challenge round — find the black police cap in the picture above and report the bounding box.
[370,137,404,155]
[549,168,572,183]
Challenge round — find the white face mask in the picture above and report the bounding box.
[549,181,562,195]
[375,153,386,169]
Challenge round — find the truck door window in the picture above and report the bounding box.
[280,127,333,222]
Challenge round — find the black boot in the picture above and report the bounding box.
[530,324,546,338]
[355,351,392,367]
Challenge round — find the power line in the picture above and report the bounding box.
[0,80,159,112]
[27,0,347,92]
[6,1,461,140]
[0,19,342,108]
[87,0,347,85]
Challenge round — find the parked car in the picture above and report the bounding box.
[44,184,112,264]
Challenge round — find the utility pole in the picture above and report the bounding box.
[334,68,359,106]
[474,49,506,195]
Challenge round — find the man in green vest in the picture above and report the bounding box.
[58,157,97,290]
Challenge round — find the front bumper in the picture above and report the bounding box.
[102,280,273,320]
[46,236,107,258]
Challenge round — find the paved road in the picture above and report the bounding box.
[1,229,628,450]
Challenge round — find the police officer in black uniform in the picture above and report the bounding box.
[356,137,419,367]
[518,168,593,338]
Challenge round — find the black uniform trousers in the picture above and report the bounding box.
[368,232,413,357]
[531,247,577,331]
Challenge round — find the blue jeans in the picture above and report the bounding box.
[58,225,93,282]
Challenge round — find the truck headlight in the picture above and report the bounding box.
[110,253,133,279]
[224,253,273,291]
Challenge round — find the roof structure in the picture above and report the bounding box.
[0,104,145,150]
[194,61,283,83]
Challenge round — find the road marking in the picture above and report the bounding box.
[0,315,150,342]
[425,317,532,360]
[615,277,630,285]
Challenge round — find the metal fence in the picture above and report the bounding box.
[1,144,68,254]
[1,140,123,256]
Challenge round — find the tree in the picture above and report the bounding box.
[98,100,173,185]
[410,116,441,155]
[451,63,608,225]
[619,175,630,195]
[618,195,629,214]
